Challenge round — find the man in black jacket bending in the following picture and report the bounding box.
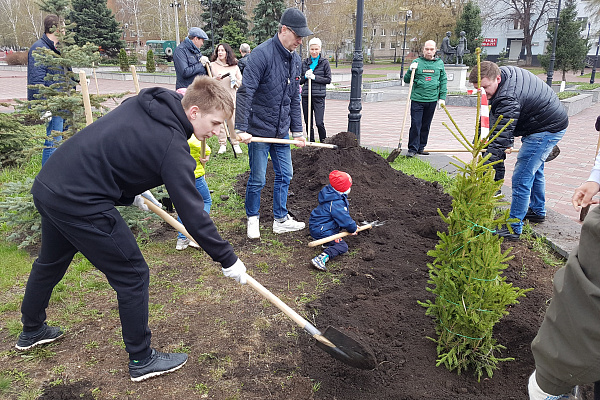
[468,61,568,240]
[15,77,248,382]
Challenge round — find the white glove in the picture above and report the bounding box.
[410,62,418,70]
[200,55,209,65]
[133,190,162,211]
[305,69,315,80]
[42,111,52,122]
[222,258,247,284]
[438,99,445,107]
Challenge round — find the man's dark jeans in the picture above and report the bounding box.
[408,100,437,153]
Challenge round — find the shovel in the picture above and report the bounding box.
[308,221,383,247]
[250,137,338,149]
[142,198,378,370]
[387,67,416,163]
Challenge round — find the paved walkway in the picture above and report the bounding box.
[2,65,599,256]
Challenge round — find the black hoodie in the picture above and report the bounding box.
[32,87,237,268]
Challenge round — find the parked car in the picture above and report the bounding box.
[146,40,176,62]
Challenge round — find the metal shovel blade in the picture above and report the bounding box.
[315,326,377,370]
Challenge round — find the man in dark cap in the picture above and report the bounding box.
[235,8,312,239]
[174,27,210,89]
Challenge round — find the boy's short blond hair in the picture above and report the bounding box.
[181,76,234,119]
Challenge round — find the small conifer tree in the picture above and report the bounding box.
[146,50,156,73]
[419,48,531,381]
[119,48,129,72]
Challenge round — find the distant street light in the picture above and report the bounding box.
[545,0,561,86]
[399,10,412,79]
[581,22,591,76]
[170,1,181,45]
[590,33,600,84]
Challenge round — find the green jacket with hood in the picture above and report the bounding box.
[403,56,447,103]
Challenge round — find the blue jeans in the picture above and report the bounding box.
[245,140,293,220]
[510,129,566,234]
[177,175,212,240]
[42,116,64,166]
[408,101,437,153]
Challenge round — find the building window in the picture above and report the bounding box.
[373,28,377,36]
[381,28,385,36]
[390,42,396,49]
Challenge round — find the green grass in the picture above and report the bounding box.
[0,242,33,289]
[557,91,580,100]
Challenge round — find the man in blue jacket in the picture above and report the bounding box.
[174,27,210,89]
[27,14,66,166]
[235,8,312,239]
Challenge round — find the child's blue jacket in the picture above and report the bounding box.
[309,185,357,239]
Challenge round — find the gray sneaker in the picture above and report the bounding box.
[15,323,64,350]
[129,349,188,382]
[273,215,305,234]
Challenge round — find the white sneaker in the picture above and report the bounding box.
[273,215,305,234]
[527,371,579,400]
[247,216,260,239]
[176,238,199,250]
[218,145,227,154]
[176,238,189,250]
[233,144,243,154]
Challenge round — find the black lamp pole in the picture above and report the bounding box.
[399,10,412,79]
[581,22,591,75]
[591,33,600,84]
[347,0,364,141]
[546,0,561,87]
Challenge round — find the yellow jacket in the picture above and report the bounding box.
[188,135,211,178]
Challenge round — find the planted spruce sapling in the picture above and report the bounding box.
[418,48,532,381]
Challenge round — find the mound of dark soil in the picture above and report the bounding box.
[235,132,588,399]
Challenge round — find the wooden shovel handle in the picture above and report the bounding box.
[308,224,372,247]
[79,70,93,126]
[250,137,337,149]
[142,198,200,247]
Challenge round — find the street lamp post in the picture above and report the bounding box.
[347,0,364,141]
[545,0,561,87]
[170,1,181,45]
[399,10,412,79]
[590,33,600,84]
[581,22,591,76]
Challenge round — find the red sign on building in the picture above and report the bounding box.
[481,38,498,47]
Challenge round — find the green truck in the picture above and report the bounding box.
[146,40,176,62]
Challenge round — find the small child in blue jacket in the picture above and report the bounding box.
[309,170,358,271]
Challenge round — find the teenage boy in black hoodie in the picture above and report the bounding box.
[15,76,248,382]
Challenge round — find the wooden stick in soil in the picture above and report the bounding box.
[130,65,140,94]
[79,70,93,126]
[250,137,337,149]
[580,130,600,221]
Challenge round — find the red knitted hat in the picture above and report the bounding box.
[329,170,352,192]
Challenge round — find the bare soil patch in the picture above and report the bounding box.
[2,132,590,399]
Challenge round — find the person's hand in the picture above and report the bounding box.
[305,69,315,80]
[222,258,247,284]
[235,130,252,144]
[42,111,52,122]
[292,134,306,147]
[504,147,514,154]
[200,56,209,65]
[200,155,209,164]
[438,99,445,108]
[410,62,418,70]
[230,77,238,89]
[572,181,600,210]
[133,190,162,211]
